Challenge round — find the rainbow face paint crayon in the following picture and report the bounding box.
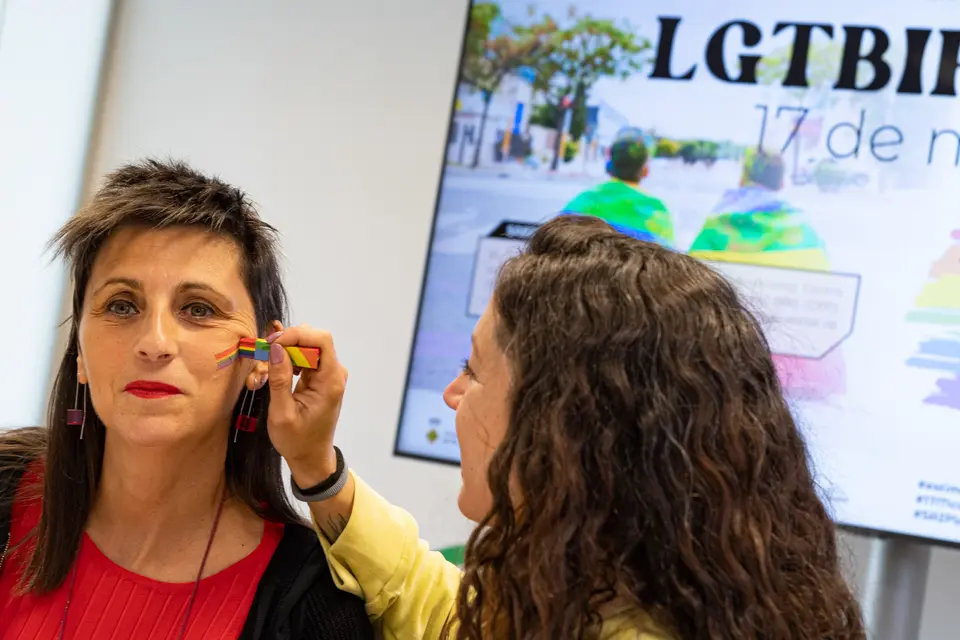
[216,338,320,369]
[238,337,271,362]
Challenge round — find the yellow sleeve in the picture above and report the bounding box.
[316,472,462,640]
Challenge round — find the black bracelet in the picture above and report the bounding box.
[295,447,344,496]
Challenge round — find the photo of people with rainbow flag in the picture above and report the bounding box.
[562,127,675,247]
[688,148,845,401]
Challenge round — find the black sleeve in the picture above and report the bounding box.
[240,523,374,640]
[291,581,374,640]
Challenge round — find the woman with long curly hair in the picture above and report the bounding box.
[267,215,865,639]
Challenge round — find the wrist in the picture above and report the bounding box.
[288,446,338,488]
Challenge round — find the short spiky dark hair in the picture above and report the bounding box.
[6,158,301,595]
[51,158,288,333]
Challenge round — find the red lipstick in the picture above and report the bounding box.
[123,380,183,399]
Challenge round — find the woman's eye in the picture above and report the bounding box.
[184,303,215,319]
[184,301,217,319]
[107,300,138,317]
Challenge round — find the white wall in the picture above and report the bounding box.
[72,0,960,637]
[85,0,477,548]
[0,0,112,427]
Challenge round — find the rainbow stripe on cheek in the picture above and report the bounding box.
[215,345,239,370]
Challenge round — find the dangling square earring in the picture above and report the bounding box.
[233,387,258,442]
[67,381,87,440]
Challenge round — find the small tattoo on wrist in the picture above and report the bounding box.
[325,514,348,540]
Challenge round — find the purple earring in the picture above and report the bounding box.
[233,387,258,442]
[67,381,87,440]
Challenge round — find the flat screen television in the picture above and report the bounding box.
[395,0,960,546]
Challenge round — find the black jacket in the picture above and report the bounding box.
[0,464,373,640]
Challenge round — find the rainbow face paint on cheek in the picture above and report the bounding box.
[215,338,321,369]
[215,345,239,370]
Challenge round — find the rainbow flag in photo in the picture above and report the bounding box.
[215,345,239,370]
[688,186,844,399]
[688,187,829,269]
[562,179,675,247]
[904,231,960,410]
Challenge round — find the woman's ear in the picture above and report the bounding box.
[245,362,269,390]
[77,352,89,385]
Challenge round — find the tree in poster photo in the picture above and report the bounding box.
[460,3,554,169]
[531,11,651,170]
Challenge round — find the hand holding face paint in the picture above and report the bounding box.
[219,338,322,369]
[265,324,347,486]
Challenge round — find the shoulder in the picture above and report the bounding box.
[0,428,46,472]
[599,605,674,640]
[563,192,595,213]
[0,434,45,559]
[635,190,669,212]
[0,428,46,507]
[245,522,372,639]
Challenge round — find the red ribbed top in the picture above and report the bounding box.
[0,467,283,639]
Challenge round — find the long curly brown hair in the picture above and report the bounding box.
[453,215,864,639]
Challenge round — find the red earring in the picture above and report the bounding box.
[67,381,87,440]
[233,387,258,442]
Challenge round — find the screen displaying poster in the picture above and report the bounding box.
[395,0,960,545]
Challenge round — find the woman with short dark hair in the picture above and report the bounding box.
[0,159,372,639]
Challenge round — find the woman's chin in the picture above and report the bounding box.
[107,418,205,448]
[456,484,485,523]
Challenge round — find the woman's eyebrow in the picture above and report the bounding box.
[179,281,236,310]
[92,277,142,296]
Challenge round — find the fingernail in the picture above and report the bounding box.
[256,374,268,389]
[270,342,285,364]
[265,331,284,343]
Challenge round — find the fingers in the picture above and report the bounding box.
[268,324,339,377]
[267,340,297,427]
[266,320,299,375]
[269,324,346,402]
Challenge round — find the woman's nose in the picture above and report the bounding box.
[443,376,465,410]
[135,309,178,362]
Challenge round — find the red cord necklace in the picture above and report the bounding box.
[57,488,228,640]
